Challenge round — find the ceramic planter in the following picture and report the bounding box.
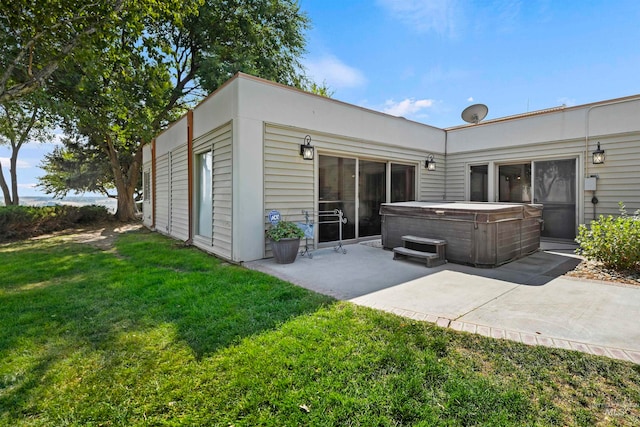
[270,237,301,264]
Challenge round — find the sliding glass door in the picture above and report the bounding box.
[533,159,576,239]
[359,160,386,237]
[319,155,416,242]
[318,156,356,242]
[492,159,576,239]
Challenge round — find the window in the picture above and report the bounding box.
[196,151,212,238]
[143,171,150,201]
[499,163,531,203]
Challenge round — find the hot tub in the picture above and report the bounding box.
[380,201,543,267]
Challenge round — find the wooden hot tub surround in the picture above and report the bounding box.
[380,201,543,268]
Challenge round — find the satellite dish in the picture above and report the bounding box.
[461,104,488,124]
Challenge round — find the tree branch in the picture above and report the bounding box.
[0,0,126,103]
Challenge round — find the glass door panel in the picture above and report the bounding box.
[391,164,415,202]
[534,159,576,239]
[359,160,386,237]
[470,165,488,202]
[498,163,532,202]
[318,155,356,242]
[196,151,212,238]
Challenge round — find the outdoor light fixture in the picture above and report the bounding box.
[300,135,314,160]
[592,142,605,165]
[425,154,436,171]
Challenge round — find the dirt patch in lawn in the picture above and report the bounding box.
[31,221,144,251]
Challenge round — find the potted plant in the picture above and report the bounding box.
[266,220,305,264]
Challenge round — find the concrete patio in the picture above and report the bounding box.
[246,241,640,364]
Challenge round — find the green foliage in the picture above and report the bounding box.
[77,205,113,223]
[38,136,118,198]
[0,231,639,425]
[0,0,201,102]
[266,220,304,241]
[307,80,335,97]
[0,90,55,205]
[0,204,112,241]
[193,0,311,92]
[576,202,640,271]
[41,0,310,221]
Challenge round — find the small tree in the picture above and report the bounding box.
[0,91,53,205]
[38,135,123,201]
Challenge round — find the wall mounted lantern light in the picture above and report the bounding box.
[425,154,436,171]
[592,142,605,165]
[300,135,314,160]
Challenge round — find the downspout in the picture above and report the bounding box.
[584,96,640,220]
[443,129,448,200]
[187,110,194,244]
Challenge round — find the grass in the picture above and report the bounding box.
[1,229,639,426]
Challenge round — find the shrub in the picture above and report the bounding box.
[78,205,112,223]
[0,204,113,241]
[575,203,640,271]
[265,220,304,241]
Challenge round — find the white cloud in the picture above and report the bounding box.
[18,183,37,189]
[377,0,459,36]
[305,55,367,89]
[467,97,474,102]
[0,157,30,168]
[383,98,435,117]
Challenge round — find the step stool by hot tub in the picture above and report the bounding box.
[393,235,447,267]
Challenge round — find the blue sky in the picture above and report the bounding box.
[4,0,640,198]
[302,0,640,125]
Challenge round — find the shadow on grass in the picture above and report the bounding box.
[0,231,333,415]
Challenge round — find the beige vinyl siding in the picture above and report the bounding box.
[168,144,189,241]
[155,154,169,233]
[419,153,445,201]
[264,126,315,222]
[585,133,640,218]
[212,128,233,258]
[192,121,233,260]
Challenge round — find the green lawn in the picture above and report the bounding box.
[1,229,639,426]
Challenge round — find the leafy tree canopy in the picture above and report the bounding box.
[39,0,312,221]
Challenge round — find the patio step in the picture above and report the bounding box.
[393,247,446,267]
[401,235,447,260]
[401,235,446,246]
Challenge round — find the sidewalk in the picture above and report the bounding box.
[245,241,640,364]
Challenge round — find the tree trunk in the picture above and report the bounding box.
[104,135,143,222]
[114,180,138,221]
[0,163,12,205]
[10,150,19,205]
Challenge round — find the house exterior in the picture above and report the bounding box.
[142,72,640,263]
